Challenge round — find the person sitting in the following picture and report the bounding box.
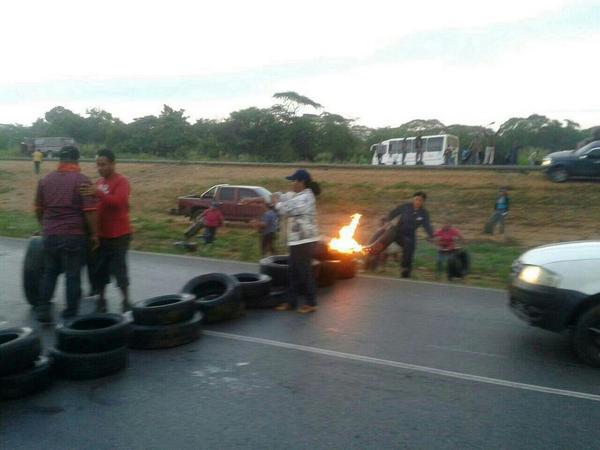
[433,220,465,280]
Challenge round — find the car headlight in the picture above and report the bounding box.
[541,158,551,166]
[518,265,561,287]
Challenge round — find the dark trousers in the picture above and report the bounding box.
[94,234,131,290]
[34,161,40,174]
[288,242,316,307]
[203,227,217,244]
[37,235,86,314]
[372,227,416,276]
[261,232,275,256]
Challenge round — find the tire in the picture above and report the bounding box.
[0,327,42,377]
[50,346,128,380]
[336,257,357,279]
[0,356,53,401]
[181,273,243,324]
[190,208,206,222]
[232,273,272,301]
[22,236,45,306]
[125,311,203,349]
[549,166,569,183]
[132,294,196,326]
[572,305,600,367]
[55,313,132,354]
[317,260,340,288]
[247,288,286,309]
[259,255,321,288]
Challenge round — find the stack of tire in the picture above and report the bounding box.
[0,327,52,400]
[182,273,244,323]
[127,294,203,349]
[50,314,130,379]
[232,273,284,309]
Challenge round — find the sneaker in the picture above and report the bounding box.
[275,303,293,311]
[297,305,317,314]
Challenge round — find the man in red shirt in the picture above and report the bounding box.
[433,221,465,279]
[201,202,224,244]
[81,148,132,312]
[34,146,98,323]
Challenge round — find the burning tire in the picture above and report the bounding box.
[317,260,340,287]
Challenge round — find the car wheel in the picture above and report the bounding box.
[132,294,196,326]
[572,304,600,367]
[181,273,243,323]
[0,356,53,400]
[50,346,128,380]
[56,313,132,354]
[0,327,42,377]
[22,236,45,306]
[549,167,569,183]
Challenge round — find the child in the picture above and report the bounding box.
[201,202,224,244]
[256,202,278,256]
[433,221,465,279]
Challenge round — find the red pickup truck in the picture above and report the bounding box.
[177,184,272,222]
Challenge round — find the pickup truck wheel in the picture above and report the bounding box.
[572,305,600,367]
[549,167,568,183]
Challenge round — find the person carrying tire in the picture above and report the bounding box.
[242,168,321,313]
[365,191,434,278]
[34,145,98,323]
[80,148,132,313]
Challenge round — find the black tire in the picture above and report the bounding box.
[50,346,128,380]
[55,313,132,354]
[318,260,340,288]
[132,294,196,326]
[572,305,600,367]
[247,288,286,309]
[336,258,357,279]
[22,236,45,306]
[181,273,243,324]
[233,273,272,301]
[190,208,206,222]
[549,166,569,183]
[125,311,203,349]
[0,327,42,377]
[259,255,321,288]
[0,356,53,401]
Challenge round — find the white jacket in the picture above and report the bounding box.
[275,189,320,246]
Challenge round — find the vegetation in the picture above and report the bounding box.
[1,94,598,164]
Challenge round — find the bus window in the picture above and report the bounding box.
[389,141,400,154]
[427,137,444,152]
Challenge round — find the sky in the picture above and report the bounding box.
[1,0,599,129]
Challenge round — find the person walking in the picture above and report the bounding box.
[32,148,43,175]
[80,149,132,313]
[484,187,510,234]
[365,192,434,278]
[242,169,321,313]
[33,145,98,323]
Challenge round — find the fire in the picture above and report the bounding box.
[328,213,363,254]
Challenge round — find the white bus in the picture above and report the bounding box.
[370,134,460,166]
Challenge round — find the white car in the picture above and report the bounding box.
[509,241,600,367]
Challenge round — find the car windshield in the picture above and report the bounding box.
[254,187,272,200]
[574,140,600,156]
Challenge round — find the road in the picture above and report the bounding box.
[1,237,598,449]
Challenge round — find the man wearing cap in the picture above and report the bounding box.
[34,145,98,323]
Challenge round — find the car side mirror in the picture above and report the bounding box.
[579,155,588,159]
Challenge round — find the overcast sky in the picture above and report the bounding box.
[1,0,599,129]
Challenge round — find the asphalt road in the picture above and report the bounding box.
[1,237,598,449]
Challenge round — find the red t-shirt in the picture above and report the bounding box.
[434,227,462,251]
[203,208,224,228]
[95,173,131,238]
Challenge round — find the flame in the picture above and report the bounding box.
[328,213,364,254]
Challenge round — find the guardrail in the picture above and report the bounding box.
[0,156,544,172]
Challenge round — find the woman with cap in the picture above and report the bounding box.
[242,168,321,313]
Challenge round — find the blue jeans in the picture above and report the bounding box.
[37,235,86,315]
[488,211,506,234]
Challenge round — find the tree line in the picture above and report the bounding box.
[0,92,597,163]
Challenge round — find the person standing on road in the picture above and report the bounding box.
[241,169,321,313]
[80,148,132,313]
[484,187,510,234]
[33,149,43,175]
[34,146,98,323]
[365,192,434,278]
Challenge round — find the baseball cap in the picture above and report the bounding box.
[285,168,311,182]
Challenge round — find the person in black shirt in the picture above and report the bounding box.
[365,191,434,278]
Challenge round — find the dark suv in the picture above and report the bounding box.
[542,140,600,182]
[177,184,272,222]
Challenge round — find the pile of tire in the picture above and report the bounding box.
[50,314,130,380]
[126,294,203,349]
[0,327,52,400]
[232,273,285,309]
[259,255,322,289]
[182,273,244,323]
